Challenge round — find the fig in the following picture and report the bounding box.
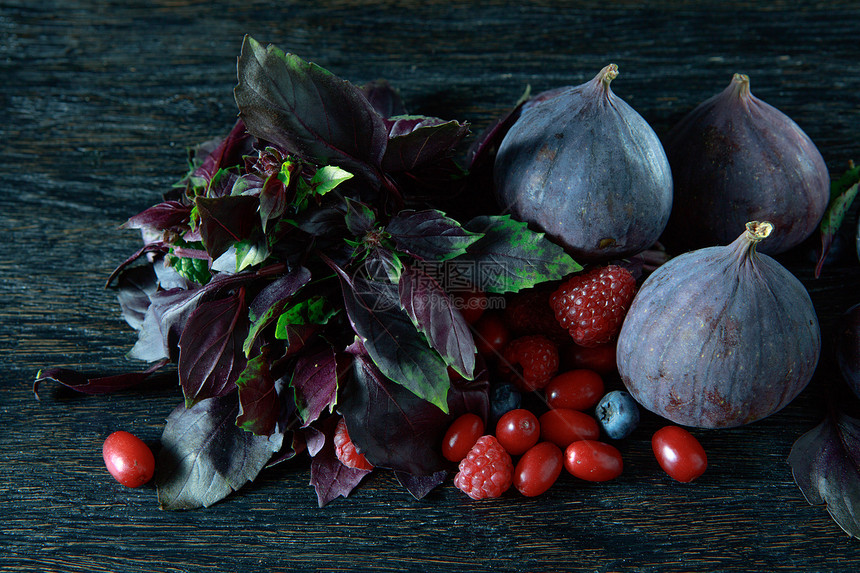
[616,221,821,428]
[493,64,673,262]
[835,302,860,400]
[662,74,830,255]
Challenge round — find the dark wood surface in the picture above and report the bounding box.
[4,1,860,571]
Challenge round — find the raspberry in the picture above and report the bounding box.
[500,335,559,392]
[550,265,636,347]
[333,418,373,471]
[453,435,513,500]
[502,286,569,343]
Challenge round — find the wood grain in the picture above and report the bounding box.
[3,1,860,571]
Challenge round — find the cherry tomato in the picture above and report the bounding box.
[560,341,617,374]
[545,369,604,411]
[473,312,510,358]
[538,408,600,449]
[442,413,485,462]
[564,440,623,482]
[514,441,563,497]
[455,287,487,324]
[652,425,707,483]
[495,408,540,456]
[102,430,155,488]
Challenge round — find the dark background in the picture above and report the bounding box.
[3,1,860,571]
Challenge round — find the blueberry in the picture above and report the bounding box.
[595,390,640,439]
[489,382,522,428]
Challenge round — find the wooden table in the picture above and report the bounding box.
[3,1,860,571]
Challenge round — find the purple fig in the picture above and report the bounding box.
[662,74,830,255]
[493,64,673,262]
[616,221,821,428]
[836,302,860,400]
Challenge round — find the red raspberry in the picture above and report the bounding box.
[453,435,513,500]
[333,418,373,471]
[500,335,559,392]
[502,286,569,343]
[550,265,636,347]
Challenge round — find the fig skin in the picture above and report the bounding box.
[662,74,830,255]
[493,64,673,262]
[616,221,821,429]
[836,302,860,400]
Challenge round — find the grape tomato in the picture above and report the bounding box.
[102,430,156,488]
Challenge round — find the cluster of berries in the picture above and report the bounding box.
[448,264,706,500]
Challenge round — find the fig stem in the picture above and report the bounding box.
[596,64,619,89]
[729,73,751,98]
[745,220,773,243]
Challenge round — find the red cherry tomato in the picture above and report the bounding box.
[561,341,617,374]
[455,288,487,324]
[102,430,155,488]
[538,408,600,449]
[564,440,623,482]
[495,409,540,456]
[473,312,510,358]
[442,413,485,462]
[514,441,563,497]
[545,369,604,411]
[652,425,708,483]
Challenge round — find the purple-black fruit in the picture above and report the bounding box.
[836,302,860,400]
[616,221,821,428]
[493,64,673,262]
[662,74,829,255]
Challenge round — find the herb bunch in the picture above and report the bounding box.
[36,36,580,508]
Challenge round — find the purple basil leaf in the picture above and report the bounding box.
[360,79,407,118]
[395,470,448,500]
[156,394,284,510]
[386,209,482,261]
[235,346,280,436]
[191,118,256,184]
[448,352,491,424]
[116,264,160,331]
[789,408,860,538]
[234,36,388,186]
[195,195,260,260]
[344,197,377,236]
[122,201,191,233]
[816,163,860,278]
[178,289,250,407]
[398,264,476,380]
[33,359,169,397]
[291,345,339,427]
[340,349,484,476]
[309,415,372,507]
[243,267,312,356]
[459,214,581,294]
[333,264,450,413]
[382,116,469,173]
[130,285,207,362]
[105,242,169,288]
[258,172,288,233]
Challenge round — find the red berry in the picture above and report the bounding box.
[334,418,373,471]
[503,286,569,342]
[545,369,605,411]
[500,335,559,391]
[539,408,600,449]
[453,435,514,500]
[550,265,636,347]
[102,431,155,488]
[495,409,541,456]
[514,441,564,497]
[564,440,623,482]
[560,341,618,374]
[473,312,510,359]
[442,413,485,463]
[652,426,707,483]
